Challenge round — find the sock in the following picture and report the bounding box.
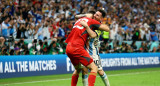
[71,74,79,86]
[100,72,110,86]
[82,74,88,86]
[88,72,97,86]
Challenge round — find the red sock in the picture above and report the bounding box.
[71,74,79,86]
[88,72,97,86]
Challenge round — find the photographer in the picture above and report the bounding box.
[48,39,59,55]
[42,37,49,54]
[28,39,40,55]
[1,46,9,55]
[9,49,15,55]
[17,38,28,55]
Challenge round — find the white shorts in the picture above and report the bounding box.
[92,55,103,70]
[81,55,103,71]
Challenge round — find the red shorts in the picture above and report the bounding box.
[66,43,93,67]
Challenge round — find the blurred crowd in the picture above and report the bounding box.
[0,0,160,55]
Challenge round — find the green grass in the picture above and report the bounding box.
[0,67,160,86]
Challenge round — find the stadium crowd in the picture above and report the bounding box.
[0,0,160,55]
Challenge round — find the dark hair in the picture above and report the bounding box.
[10,49,14,55]
[33,39,37,43]
[88,11,96,15]
[97,9,106,18]
[39,40,43,46]
[20,39,24,43]
[43,37,47,40]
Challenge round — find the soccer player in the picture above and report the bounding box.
[76,10,110,86]
[65,10,110,86]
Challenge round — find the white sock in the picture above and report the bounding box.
[82,74,88,86]
[100,72,110,86]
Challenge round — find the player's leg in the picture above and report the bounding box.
[98,70,110,86]
[82,67,88,86]
[69,47,97,86]
[86,62,98,86]
[66,45,81,86]
[71,66,81,86]
[93,55,110,86]
[96,56,110,86]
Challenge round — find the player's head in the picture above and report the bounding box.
[86,11,95,19]
[88,11,96,15]
[93,9,106,21]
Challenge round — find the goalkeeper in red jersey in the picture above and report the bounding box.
[65,9,110,86]
[75,10,110,86]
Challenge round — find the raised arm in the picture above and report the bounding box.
[80,21,97,38]
[98,24,110,32]
[75,13,93,19]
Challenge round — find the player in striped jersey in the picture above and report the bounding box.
[76,10,110,86]
[66,9,110,86]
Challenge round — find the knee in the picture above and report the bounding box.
[98,70,104,76]
[73,68,81,75]
[87,62,98,72]
[92,64,98,72]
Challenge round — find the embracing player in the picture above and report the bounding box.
[76,10,110,86]
[65,10,110,86]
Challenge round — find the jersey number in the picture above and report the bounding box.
[94,60,100,68]
[73,18,89,29]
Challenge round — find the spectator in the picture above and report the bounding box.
[42,20,51,39]
[26,21,35,39]
[115,27,124,45]
[132,26,141,41]
[156,19,160,40]
[145,29,151,41]
[1,17,11,38]
[156,44,160,52]
[110,27,117,42]
[1,0,160,55]
[149,41,159,52]
[140,27,146,41]
[150,29,158,41]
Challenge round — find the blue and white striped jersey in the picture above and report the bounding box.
[86,30,101,56]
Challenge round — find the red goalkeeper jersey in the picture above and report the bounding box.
[65,17,101,47]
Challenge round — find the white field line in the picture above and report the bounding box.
[1,70,160,86]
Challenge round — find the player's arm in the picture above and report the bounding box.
[75,13,93,19]
[80,21,97,38]
[98,24,110,32]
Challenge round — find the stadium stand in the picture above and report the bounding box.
[0,0,160,55]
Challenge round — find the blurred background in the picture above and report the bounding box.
[0,0,160,55]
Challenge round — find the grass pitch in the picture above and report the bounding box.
[0,67,160,86]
